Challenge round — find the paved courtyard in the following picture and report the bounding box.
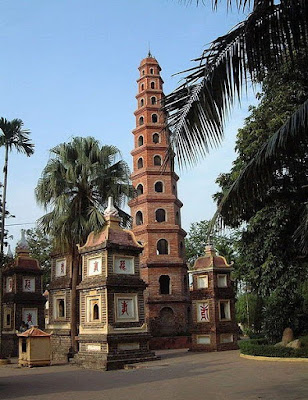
[1,349,308,400]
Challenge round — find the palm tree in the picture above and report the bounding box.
[0,117,34,359]
[35,136,133,352]
[163,0,308,167]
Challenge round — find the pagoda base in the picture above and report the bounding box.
[190,332,238,352]
[150,335,191,350]
[74,333,158,370]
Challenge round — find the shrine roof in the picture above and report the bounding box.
[18,326,51,337]
[3,256,41,273]
[193,244,232,270]
[79,224,143,252]
[194,255,231,269]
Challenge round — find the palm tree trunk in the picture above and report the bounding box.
[70,247,79,354]
[0,144,9,358]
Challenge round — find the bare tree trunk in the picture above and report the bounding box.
[0,144,9,358]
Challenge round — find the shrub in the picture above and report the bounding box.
[239,340,308,358]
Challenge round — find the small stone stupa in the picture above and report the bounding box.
[74,197,157,369]
[189,241,238,351]
[2,230,46,357]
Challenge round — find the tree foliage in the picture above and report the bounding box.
[185,220,239,268]
[26,227,52,289]
[36,136,133,252]
[163,1,308,168]
[214,54,308,339]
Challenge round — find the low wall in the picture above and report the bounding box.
[150,336,191,350]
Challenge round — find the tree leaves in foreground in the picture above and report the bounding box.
[163,1,308,167]
[214,54,308,340]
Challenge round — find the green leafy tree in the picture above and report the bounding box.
[214,54,308,340]
[163,1,308,168]
[35,136,133,352]
[26,227,52,289]
[185,220,239,268]
[236,292,263,334]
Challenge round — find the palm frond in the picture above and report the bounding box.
[216,99,308,224]
[163,0,308,167]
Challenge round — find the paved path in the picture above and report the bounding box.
[1,349,308,400]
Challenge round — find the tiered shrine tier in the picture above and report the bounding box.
[129,55,190,338]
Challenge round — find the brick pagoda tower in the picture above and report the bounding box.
[129,53,190,342]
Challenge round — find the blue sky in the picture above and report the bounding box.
[0,0,256,249]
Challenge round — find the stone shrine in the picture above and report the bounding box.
[2,231,46,357]
[73,197,157,370]
[189,243,238,351]
[129,53,190,345]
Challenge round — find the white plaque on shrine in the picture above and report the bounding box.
[6,277,13,292]
[197,301,210,322]
[114,256,134,274]
[197,275,208,289]
[115,294,138,322]
[88,257,102,276]
[22,308,38,326]
[87,344,101,352]
[55,258,66,277]
[22,277,35,292]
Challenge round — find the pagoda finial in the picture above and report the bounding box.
[7,245,13,259]
[16,229,30,254]
[205,234,216,255]
[148,42,152,58]
[104,197,119,218]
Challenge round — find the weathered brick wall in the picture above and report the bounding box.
[50,332,72,362]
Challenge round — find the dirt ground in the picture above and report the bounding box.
[1,349,308,400]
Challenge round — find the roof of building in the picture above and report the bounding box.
[18,326,51,337]
[78,197,143,253]
[193,243,233,270]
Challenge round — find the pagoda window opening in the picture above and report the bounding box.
[151,96,157,105]
[175,211,180,225]
[184,275,188,293]
[150,68,154,74]
[152,114,158,123]
[155,181,163,192]
[153,133,160,143]
[6,312,11,326]
[150,81,155,89]
[136,211,143,225]
[136,184,144,195]
[142,69,145,76]
[157,239,168,255]
[137,158,143,169]
[154,155,162,166]
[93,304,99,320]
[138,135,144,146]
[219,300,231,320]
[179,241,184,257]
[159,275,170,294]
[140,98,144,107]
[141,83,144,91]
[139,116,144,125]
[58,299,65,318]
[155,208,166,222]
